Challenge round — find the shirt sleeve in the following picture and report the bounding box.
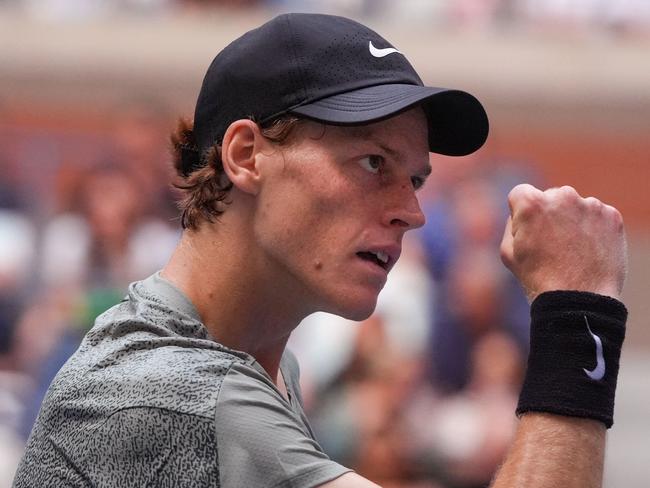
[215,361,351,488]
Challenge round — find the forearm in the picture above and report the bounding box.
[486,290,624,488]
[491,413,605,488]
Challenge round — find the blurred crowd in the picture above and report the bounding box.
[2,0,650,35]
[0,98,538,487]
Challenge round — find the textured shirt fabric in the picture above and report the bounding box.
[13,273,350,487]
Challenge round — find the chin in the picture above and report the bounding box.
[342,307,376,322]
[324,292,379,322]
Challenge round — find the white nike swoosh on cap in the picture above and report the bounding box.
[583,316,606,381]
[368,41,402,58]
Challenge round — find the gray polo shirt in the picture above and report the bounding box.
[13,273,350,487]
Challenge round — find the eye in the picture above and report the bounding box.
[411,175,426,190]
[358,155,384,174]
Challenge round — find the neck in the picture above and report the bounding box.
[161,212,311,381]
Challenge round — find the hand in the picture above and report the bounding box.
[500,184,627,302]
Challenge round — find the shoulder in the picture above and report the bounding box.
[49,278,254,419]
[66,334,250,419]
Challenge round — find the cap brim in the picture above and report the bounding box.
[290,84,489,156]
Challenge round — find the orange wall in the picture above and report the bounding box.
[490,125,649,232]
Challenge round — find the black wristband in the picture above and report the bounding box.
[516,290,627,428]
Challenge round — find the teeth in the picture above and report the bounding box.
[375,251,389,264]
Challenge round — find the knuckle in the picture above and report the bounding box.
[510,184,543,213]
[509,183,538,201]
[507,185,525,205]
[559,185,579,200]
[544,185,581,209]
[512,183,536,193]
[583,196,603,210]
[607,205,625,227]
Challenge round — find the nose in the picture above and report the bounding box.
[383,183,426,230]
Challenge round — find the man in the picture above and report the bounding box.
[14,13,627,488]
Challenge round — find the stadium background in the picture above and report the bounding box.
[1,1,648,487]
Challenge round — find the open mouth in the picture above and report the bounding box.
[356,250,390,271]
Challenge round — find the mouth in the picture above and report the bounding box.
[356,250,391,271]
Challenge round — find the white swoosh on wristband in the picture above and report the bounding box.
[583,316,606,381]
[368,41,402,58]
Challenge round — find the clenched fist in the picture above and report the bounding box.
[500,184,627,302]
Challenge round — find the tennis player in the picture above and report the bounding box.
[14,13,627,488]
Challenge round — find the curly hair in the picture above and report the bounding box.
[170,116,302,230]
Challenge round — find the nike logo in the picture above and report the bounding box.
[368,41,402,58]
[583,316,606,381]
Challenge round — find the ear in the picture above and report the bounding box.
[221,120,267,195]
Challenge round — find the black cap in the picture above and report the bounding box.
[191,13,488,171]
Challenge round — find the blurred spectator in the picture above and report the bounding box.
[449,0,506,31]
[0,211,36,360]
[20,0,175,21]
[601,0,650,34]
[420,170,529,394]
[0,210,37,484]
[41,163,178,289]
[433,247,510,391]
[111,105,179,221]
[309,313,426,486]
[517,0,650,34]
[405,330,522,488]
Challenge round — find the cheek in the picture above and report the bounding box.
[271,154,343,215]
[255,172,357,269]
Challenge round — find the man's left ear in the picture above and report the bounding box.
[221,119,266,195]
